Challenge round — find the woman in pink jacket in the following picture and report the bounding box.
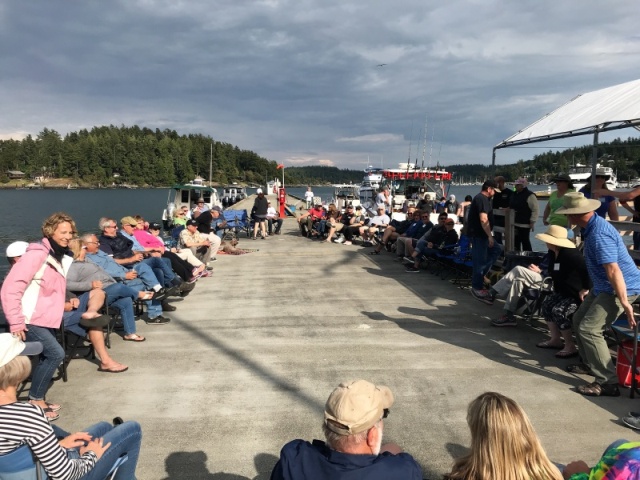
[1,212,76,421]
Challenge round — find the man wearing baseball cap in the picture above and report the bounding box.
[557,192,640,398]
[270,380,422,479]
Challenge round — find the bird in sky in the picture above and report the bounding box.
[377,63,387,67]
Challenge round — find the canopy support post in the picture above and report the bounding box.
[589,128,599,193]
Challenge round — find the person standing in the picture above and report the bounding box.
[557,192,640,397]
[542,173,575,227]
[252,188,269,240]
[492,176,513,244]
[468,180,503,305]
[1,212,76,421]
[509,177,539,251]
[304,187,314,209]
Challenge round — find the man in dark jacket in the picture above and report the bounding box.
[405,217,459,272]
[509,177,539,251]
[492,176,513,244]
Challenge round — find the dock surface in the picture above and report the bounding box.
[50,215,637,479]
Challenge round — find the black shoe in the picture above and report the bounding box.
[162,301,177,312]
[144,314,170,325]
[180,281,196,294]
[165,285,181,297]
[151,288,168,301]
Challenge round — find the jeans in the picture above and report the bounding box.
[141,257,175,287]
[131,263,161,290]
[25,325,65,401]
[53,421,142,480]
[573,292,638,385]
[121,279,162,319]
[104,283,138,335]
[267,218,283,234]
[471,236,502,290]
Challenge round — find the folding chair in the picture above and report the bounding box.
[520,277,553,323]
[0,443,128,480]
[222,209,251,237]
[609,297,640,398]
[55,321,95,383]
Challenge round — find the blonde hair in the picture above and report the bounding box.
[445,392,562,480]
[41,212,77,238]
[68,238,83,259]
[0,356,31,390]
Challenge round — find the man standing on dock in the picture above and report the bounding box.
[468,180,502,304]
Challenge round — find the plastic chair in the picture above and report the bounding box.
[609,298,640,398]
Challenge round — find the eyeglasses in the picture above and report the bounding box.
[85,241,99,245]
[421,215,429,219]
[438,218,447,222]
[104,225,117,229]
[382,408,390,419]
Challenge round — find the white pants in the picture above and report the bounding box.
[492,266,543,313]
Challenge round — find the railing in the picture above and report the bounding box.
[492,208,515,252]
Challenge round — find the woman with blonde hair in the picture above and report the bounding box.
[445,392,562,480]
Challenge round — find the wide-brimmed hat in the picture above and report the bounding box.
[535,225,576,249]
[551,173,574,188]
[324,380,394,436]
[555,192,600,215]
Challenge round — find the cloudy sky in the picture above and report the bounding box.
[1,1,639,169]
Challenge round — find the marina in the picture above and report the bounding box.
[16,192,637,478]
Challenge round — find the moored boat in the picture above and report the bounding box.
[161,177,222,229]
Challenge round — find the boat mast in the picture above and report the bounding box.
[420,116,428,169]
[209,142,213,186]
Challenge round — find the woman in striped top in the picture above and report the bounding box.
[0,334,142,479]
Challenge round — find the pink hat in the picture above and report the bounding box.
[514,178,528,187]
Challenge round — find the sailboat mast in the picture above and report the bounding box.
[421,116,428,169]
[209,142,213,186]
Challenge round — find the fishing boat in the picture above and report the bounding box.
[357,166,384,206]
[332,184,360,211]
[380,163,452,210]
[161,177,222,229]
[568,163,617,191]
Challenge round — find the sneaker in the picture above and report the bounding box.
[491,313,517,327]
[334,236,345,244]
[362,241,373,247]
[623,414,640,430]
[206,266,214,271]
[471,288,494,305]
[402,256,415,264]
[144,314,170,325]
[343,240,352,245]
[161,301,177,312]
[405,265,420,273]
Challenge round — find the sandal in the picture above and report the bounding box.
[577,382,620,397]
[30,400,61,412]
[43,407,60,421]
[123,334,146,342]
[536,340,563,350]
[555,349,579,359]
[566,363,592,375]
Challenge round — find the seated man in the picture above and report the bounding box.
[82,233,172,325]
[487,253,550,325]
[342,206,367,245]
[396,212,440,260]
[270,380,422,480]
[405,216,459,272]
[360,205,390,246]
[326,204,356,244]
[371,206,417,254]
[98,217,180,290]
[146,222,208,278]
[297,203,325,237]
[180,220,214,265]
[266,201,283,235]
[193,207,223,255]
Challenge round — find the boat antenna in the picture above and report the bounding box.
[428,127,435,171]
[407,121,414,163]
[420,115,428,169]
[209,142,213,186]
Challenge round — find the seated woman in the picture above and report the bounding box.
[534,225,591,359]
[0,333,141,479]
[445,391,562,480]
[563,440,640,479]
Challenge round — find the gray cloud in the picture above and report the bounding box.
[1,0,639,169]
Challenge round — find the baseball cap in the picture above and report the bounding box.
[514,177,528,186]
[186,219,198,227]
[0,333,43,368]
[148,222,162,230]
[324,380,394,435]
[6,241,29,258]
[482,179,500,192]
[256,188,263,194]
[120,216,137,226]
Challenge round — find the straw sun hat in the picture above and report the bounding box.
[535,225,576,249]
[554,192,600,215]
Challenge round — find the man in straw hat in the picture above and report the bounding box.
[556,192,640,397]
[270,380,422,479]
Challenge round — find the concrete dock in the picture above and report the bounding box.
[49,214,639,479]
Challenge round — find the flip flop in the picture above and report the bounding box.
[42,407,60,421]
[45,401,61,412]
[123,334,146,342]
[98,365,129,373]
[536,340,564,350]
[556,349,579,359]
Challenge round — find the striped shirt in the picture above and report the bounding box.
[0,402,97,480]
[582,214,640,296]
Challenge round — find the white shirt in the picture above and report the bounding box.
[267,206,278,219]
[304,190,314,200]
[369,214,390,226]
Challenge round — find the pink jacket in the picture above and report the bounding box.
[0,239,70,332]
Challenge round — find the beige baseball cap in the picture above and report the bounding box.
[324,380,394,435]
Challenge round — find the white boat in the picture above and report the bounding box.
[380,163,452,209]
[221,185,247,207]
[568,163,617,191]
[358,166,384,207]
[161,177,222,229]
[332,185,361,211]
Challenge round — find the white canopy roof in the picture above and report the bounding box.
[495,78,640,149]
